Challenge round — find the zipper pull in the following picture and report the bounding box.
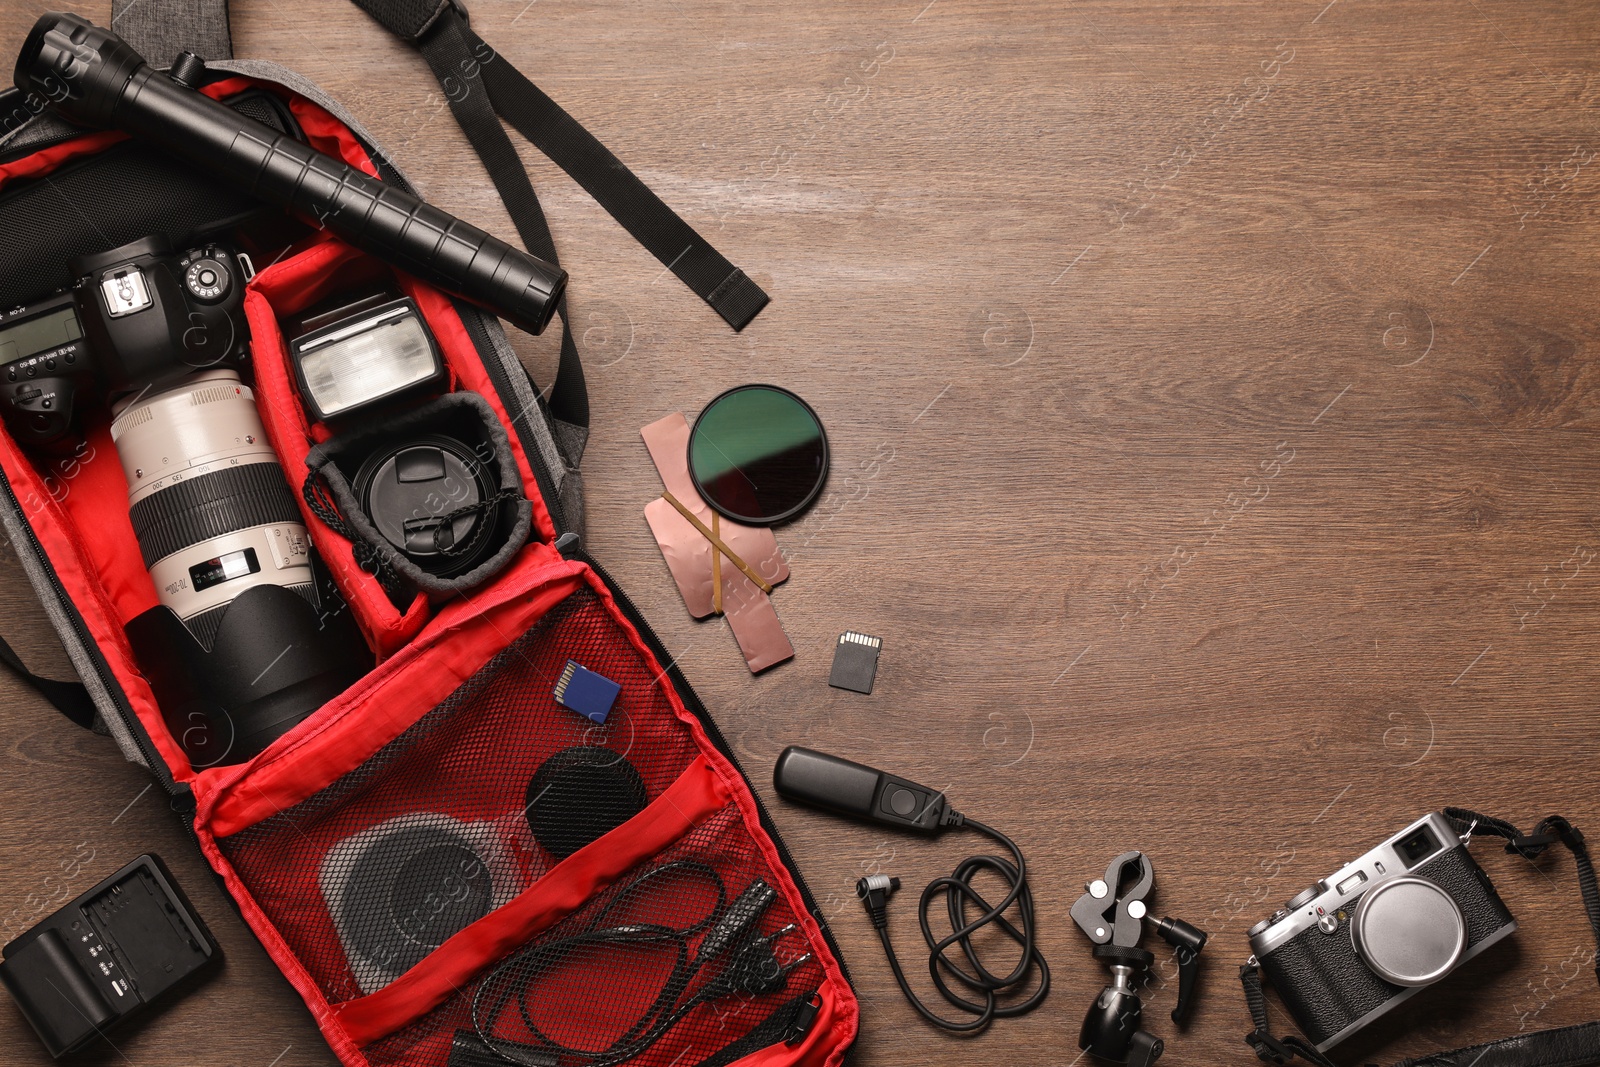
[168,783,196,821]
[554,531,581,557]
[785,992,822,1045]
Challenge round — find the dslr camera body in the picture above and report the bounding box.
[0,235,248,446]
[1248,812,1516,1052]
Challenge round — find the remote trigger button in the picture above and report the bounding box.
[889,788,916,817]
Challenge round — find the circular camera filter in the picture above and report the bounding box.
[525,746,647,860]
[687,384,828,526]
[1350,876,1466,986]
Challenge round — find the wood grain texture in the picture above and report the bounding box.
[0,0,1598,1063]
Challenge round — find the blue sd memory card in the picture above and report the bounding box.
[553,660,621,724]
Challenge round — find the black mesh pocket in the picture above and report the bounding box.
[363,802,827,1067]
[216,588,700,1003]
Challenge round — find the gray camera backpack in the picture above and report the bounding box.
[0,4,862,1066]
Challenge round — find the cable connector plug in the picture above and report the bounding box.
[855,873,900,930]
[707,925,810,999]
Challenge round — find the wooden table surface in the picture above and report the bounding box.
[1,0,1599,1063]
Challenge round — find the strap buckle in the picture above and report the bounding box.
[1245,1031,1294,1064]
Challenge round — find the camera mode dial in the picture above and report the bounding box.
[183,255,232,303]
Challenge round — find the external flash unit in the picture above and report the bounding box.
[289,293,446,422]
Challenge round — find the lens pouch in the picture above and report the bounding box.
[303,391,533,602]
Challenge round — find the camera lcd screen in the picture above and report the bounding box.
[1395,825,1442,868]
[190,547,261,592]
[0,306,81,364]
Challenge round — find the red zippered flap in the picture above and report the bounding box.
[191,563,857,1067]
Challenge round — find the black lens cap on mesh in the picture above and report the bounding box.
[687,384,828,526]
[344,823,495,975]
[525,747,647,860]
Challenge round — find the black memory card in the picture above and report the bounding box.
[828,631,882,695]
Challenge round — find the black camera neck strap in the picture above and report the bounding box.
[1241,809,1600,1067]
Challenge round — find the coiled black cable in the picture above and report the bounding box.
[856,813,1049,1034]
[470,861,810,1066]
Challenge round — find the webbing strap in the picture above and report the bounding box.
[350,0,774,450]
[460,15,771,332]
[416,12,588,431]
[0,633,95,730]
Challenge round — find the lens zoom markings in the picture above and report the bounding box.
[128,460,304,568]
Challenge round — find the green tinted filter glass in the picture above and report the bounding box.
[687,384,829,526]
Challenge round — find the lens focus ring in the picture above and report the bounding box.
[128,461,302,568]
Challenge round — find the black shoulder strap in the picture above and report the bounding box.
[1241,810,1600,1067]
[353,0,769,332]
[0,632,95,729]
[412,10,588,437]
[349,0,773,462]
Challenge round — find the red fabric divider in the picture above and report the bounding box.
[198,561,580,836]
[242,242,429,655]
[243,236,558,657]
[330,755,731,1046]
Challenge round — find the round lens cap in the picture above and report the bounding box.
[1350,876,1466,986]
[687,384,828,526]
[353,434,497,577]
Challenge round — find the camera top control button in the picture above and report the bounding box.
[184,259,231,302]
[1286,883,1324,911]
[1317,913,1340,934]
[1247,917,1273,937]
